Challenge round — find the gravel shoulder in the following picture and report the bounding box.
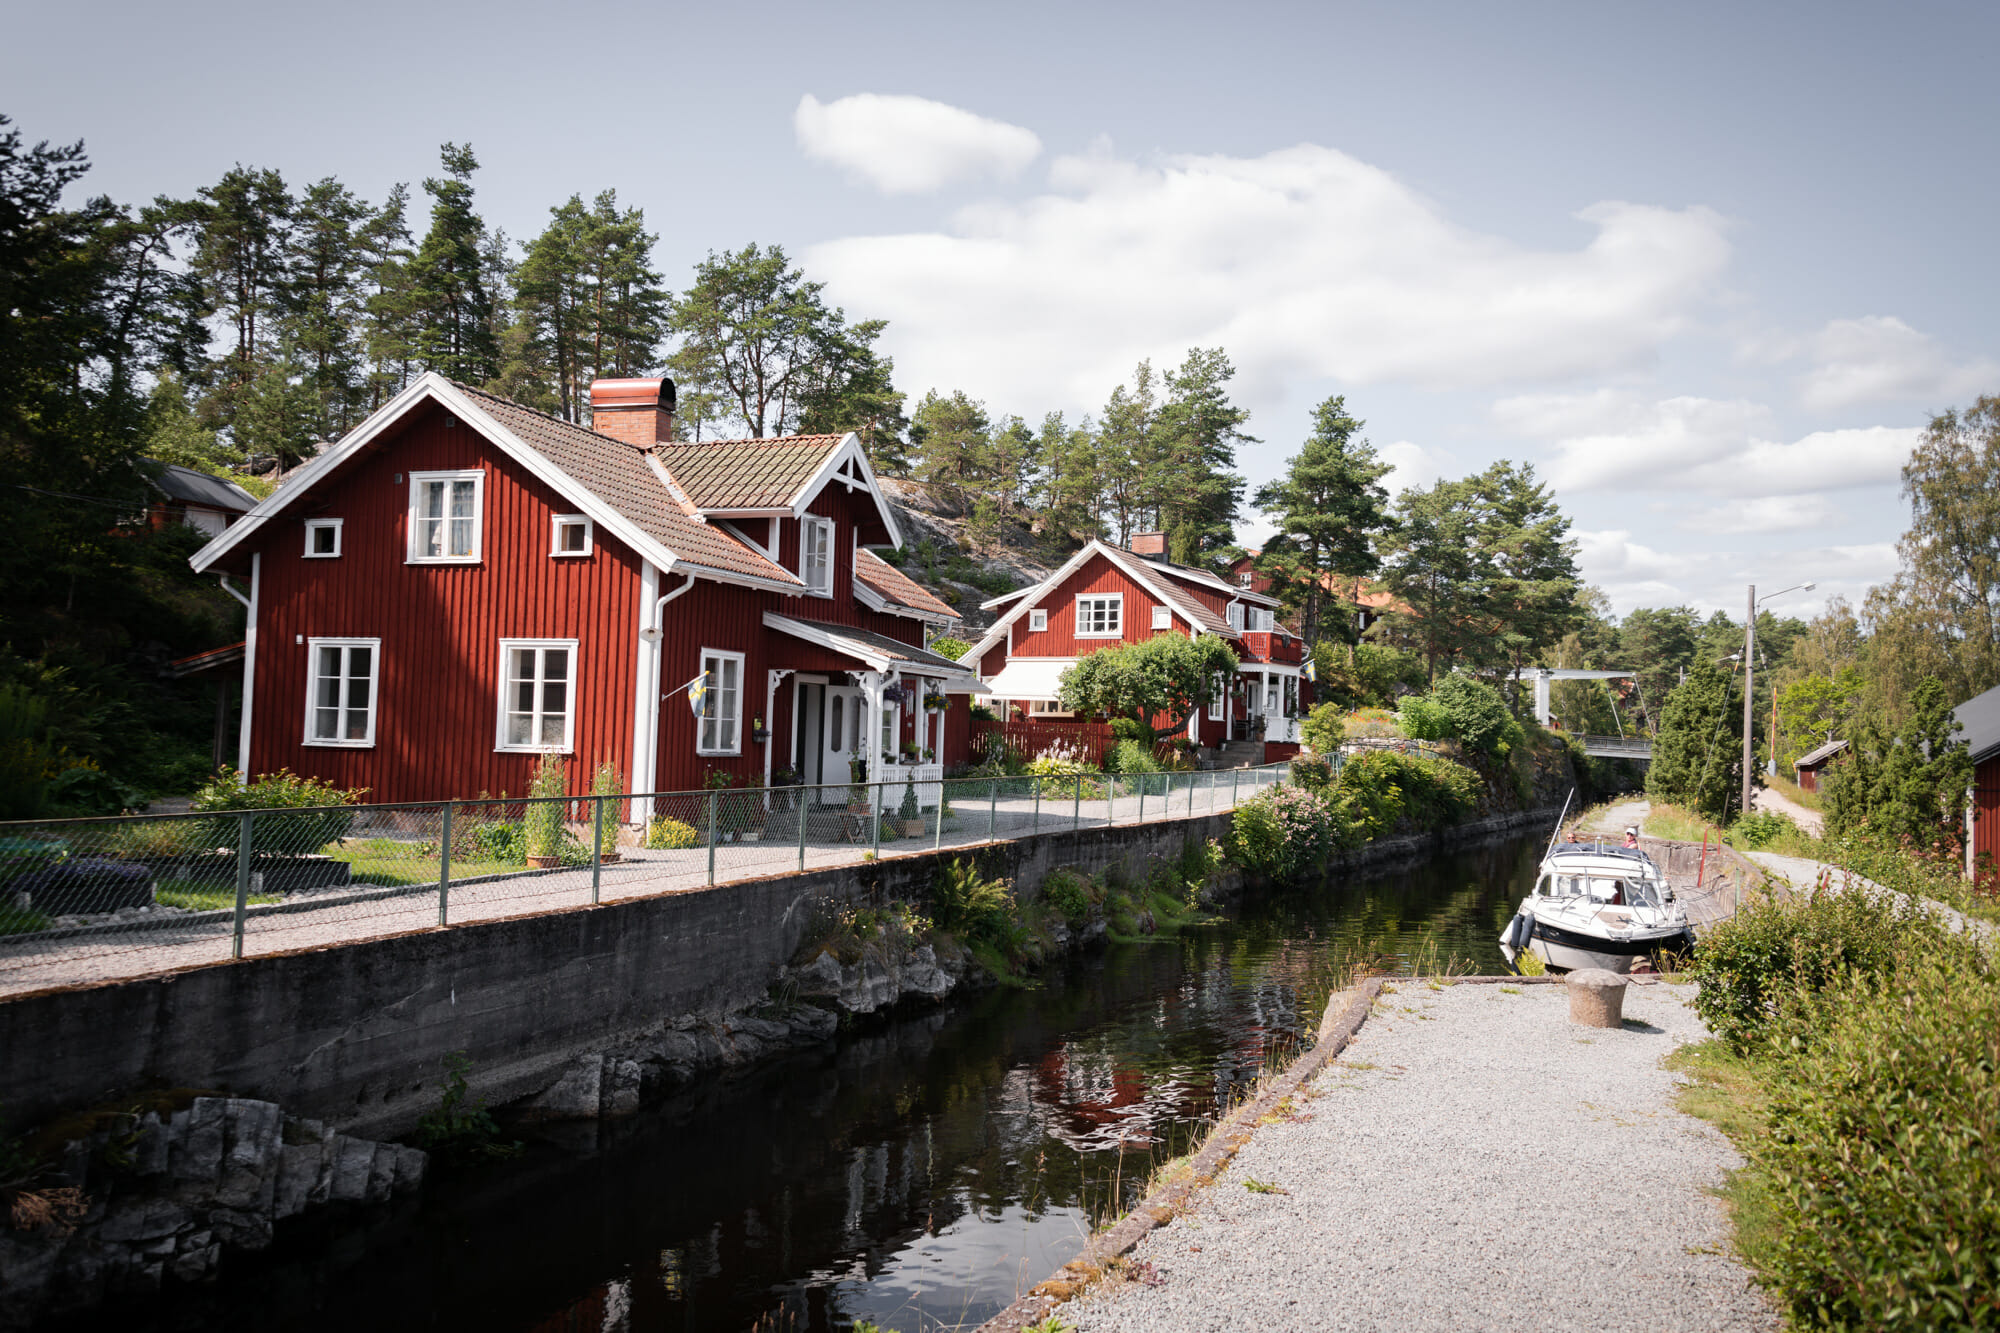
[1067,980,1776,1333]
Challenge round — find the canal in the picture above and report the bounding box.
[103,830,1541,1333]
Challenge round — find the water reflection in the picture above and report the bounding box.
[102,832,1542,1333]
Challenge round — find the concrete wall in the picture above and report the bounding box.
[0,812,1237,1140]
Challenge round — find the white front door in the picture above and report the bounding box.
[824,685,864,790]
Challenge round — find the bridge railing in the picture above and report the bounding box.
[0,765,1295,997]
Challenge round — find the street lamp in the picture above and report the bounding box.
[1742,581,1816,817]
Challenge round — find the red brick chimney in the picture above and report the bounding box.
[1129,531,1167,557]
[589,378,676,447]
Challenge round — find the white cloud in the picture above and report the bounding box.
[1506,391,1918,497]
[805,142,1732,411]
[1377,439,1458,494]
[1678,495,1843,536]
[794,93,1041,194]
[1798,315,1999,411]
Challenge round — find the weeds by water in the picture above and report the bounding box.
[412,1053,520,1166]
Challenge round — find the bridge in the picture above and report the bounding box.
[1508,667,1653,763]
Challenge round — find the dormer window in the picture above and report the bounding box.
[551,515,593,557]
[1238,571,1254,588]
[304,519,342,558]
[800,516,833,595]
[1029,609,1048,632]
[1227,602,1245,632]
[408,470,483,563]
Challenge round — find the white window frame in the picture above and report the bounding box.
[695,648,745,757]
[302,636,380,748]
[799,516,834,596]
[495,638,579,754]
[1238,571,1254,588]
[1075,594,1123,639]
[1028,608,1049,632]
[550,514,593,557]
[1247,606,1274,633]
[407,469,484,564]
[1227,602,1245,633]
[1150,604,1172,630]
[303,518,343,559]
[1029,699,1073,718]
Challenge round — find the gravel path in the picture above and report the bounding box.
[1748,785,1823,835]
[1744,850,1992,941]
[1577,796,1649,837]
[1068,980,1776,1333]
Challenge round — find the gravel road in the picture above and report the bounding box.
[1068,980,1776,1333]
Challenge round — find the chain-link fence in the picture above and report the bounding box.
[0,764,1291,996]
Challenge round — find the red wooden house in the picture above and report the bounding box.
[1226,551,1401,638]
[188,373,977,812]
[965,533,1308,764]
[1955,684,2000,881]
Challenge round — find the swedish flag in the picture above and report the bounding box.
[1303,657,1318,684]
[672,670,710,717]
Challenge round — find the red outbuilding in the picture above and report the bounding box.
[189,373,977,810]
[1955,684,2000,882]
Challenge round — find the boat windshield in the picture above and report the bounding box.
[1546,874,1662,908]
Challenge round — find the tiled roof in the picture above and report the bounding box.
[855,548,960,620]
[453,384,804,587]
[653,435,846,510]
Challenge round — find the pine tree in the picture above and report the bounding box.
[408,143,500,384]
[1097,362,1159,546]
[182,166,293,431]
[509,191,668,422]
[1251,394,1394,647]
[358,182,417,407]
[284,177,375,440]
[1152,347,1249,566]
[1645,658,1743,821]
[908,389,991,504]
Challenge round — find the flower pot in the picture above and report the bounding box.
[598,852,621,865]
[527,855,561,869]
[739,833,760,843]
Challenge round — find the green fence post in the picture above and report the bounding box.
[438,803,453,927]
[872,779,881,859]
[1074,773,1082,833]
[707,790,718,886]
[934,779,945,852]
[591,795,603,905]
[987,780,998,841]
[1138,773,1147,824]
[1231,766,1240,808]
[798,785,809,871]
[231,811,254,959]
[1033,777,1041,834]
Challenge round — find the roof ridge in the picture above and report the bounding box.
[449,380,650,455]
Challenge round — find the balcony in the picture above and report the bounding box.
[1238,631,1302,665]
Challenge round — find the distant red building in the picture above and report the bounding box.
[1955,685,2000,880]
[188,373,977,810]
[966,534,1308,764]
[1225,551,1403,638]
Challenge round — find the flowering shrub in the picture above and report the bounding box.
[1225,784,1340,880]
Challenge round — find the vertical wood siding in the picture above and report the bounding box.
[247,403,643,802]
[1008,554,1172,658]
[1975,756,1999,872]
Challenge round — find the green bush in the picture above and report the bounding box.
[463,818,524,863]
[1332,748,1481,842]
[645,817,700,850]
[1728,809,1795,850]
[1224,785,1339,880]
[1428,674,1522,757]
[1755,944,2000,1328]
[927,635,972,661]
[1396,694,1453,741]
[521,755,567,859]
[1040,868,1092,923]
[1300,701,1345,755]
[1108,738,1161,775]
[190,768,367,856]
[590,761,622,857]
[1687,882,1943,1053]
[1107,717,1154,745]
[930,857,1014,938]
[1288,755,1334,791]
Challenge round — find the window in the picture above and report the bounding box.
[1029,700,1073,717]
[1150,604,1171,630]
[1247,606,1274,633]
[879,697,897,760]
[184,509,227,538]
[408,470,483,562]
[304,638,379,746]
[1227,602,1244,633]
[304,519,343,558]
[497,639,577,752]
[800,516,833,594]
[1075,595,1122,638]
[696,649,743,755]
[1028,609,1048,632]
[550,515,592,557]
[1238,571,1254,588]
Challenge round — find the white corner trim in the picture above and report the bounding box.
[630,559,660,821]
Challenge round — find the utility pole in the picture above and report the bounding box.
[1742,584,1757,819]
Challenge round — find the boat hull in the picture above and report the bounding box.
[1526,919,1693,974]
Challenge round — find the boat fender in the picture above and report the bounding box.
[1504,910,1535,952]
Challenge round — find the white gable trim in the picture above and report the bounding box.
[964,540,1229,667]
[791,434,904,549]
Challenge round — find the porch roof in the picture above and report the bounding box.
[763,613,984,683]
[983,658,1071,702]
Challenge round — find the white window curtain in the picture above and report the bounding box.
[410,471,482,561]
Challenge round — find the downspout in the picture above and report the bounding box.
[635,570,697,823]
[218,555,258,774]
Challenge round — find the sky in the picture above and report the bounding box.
[8,0,1996,622]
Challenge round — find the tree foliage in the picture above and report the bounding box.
[1252,394,1394,647]
[1823,677,1971,853]
[1057,633,1239,736]
[1645,659,1742,821]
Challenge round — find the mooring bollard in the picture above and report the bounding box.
[1566,968,1628,1028]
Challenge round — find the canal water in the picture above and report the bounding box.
[106,831,1542,1333]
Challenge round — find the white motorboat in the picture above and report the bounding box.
[1498,840,1695,975]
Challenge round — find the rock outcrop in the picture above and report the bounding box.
[0,1097,422,1330]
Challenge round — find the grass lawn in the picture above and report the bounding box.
[1762,771,1824,811]
[1663,1041,1784,1281]
[325,838,529,886]
[155,879,280,911]
[1641,803,1721,842]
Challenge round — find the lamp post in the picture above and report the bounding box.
[1742,581,1816,818]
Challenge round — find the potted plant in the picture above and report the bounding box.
[522,754,567,868]
[750,714,769,746]
[923,689,947,713]
[590,760,622,863]
[846,755,871,813]
[922,747,935,762]
[900,741,920,765]
[897,780,924,838]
